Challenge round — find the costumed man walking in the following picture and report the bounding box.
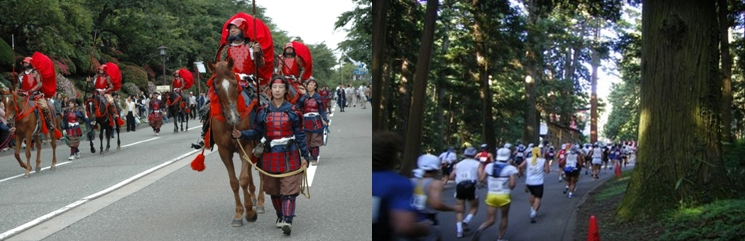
[336,84,346,112]
[62,99,90,160]
[192,14,273,149]
[17,57,57,132]
[232,76,310,236]
[148,93,164,136]
[319,85,331,114]
[296,79,328,166]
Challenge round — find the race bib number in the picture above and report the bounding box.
[559,154,565,159]
[372,196,381,223]
[566,160,577,168]
[488,179,508,193]
[528,165,541,174]
[479,157,488,162]
[517,152,524,157]
[412,194,427,210]
[458,172,472,181]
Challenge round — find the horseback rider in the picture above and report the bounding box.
[192,17,266,150]
[278,43,307,84]
[170,71,189,107]
[86,65,117,120]
[17,56,57,131]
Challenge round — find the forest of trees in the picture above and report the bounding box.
[0,0,366,98]
[371,0,745,221]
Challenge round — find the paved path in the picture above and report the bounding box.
[0,103,371,240]
[437,160,634,241]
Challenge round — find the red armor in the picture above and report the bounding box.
[151,101,161,110]
[301,96,320,114]
[227,44,258,75]
[94,75,109,90]
[65,111,79,123]
[281,57,300,78]
[20,72,37,92]
[173,78,183,89]
[262,111,301,173]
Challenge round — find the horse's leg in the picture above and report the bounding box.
[184,110,189,132]
[239,155,258,221]
[116,120,121,150]
[218,148,244,227]
[173,111,178,133]
[50,135,57,171]
[89,124,96,153]
[105,125,110,152]
[23,135,32,178]
[34,135,42,173]
[14,135,28,170]
[99,124,104,155]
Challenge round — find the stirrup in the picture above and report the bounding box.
[190,140,204,150]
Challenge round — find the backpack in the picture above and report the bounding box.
[490,163,508,178]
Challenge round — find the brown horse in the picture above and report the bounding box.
[206,59,264,227]
[5,94,58,178]
[164,91,188,133]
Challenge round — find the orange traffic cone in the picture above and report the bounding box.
[588,215,600,241]
[615,162,621,178]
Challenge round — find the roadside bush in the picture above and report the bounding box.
[659,199,745,241]
[122,82,140,96]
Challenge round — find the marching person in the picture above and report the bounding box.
[557,143,568,182]
[358,84,367,109]
[518,146,550,223]
[148,92,164,136]
[278,42,308,83]
[473,148,518,241]
[590,143,603,179]
[193,16,269,150]
[296,79,328,166]
[62,99,90,160]
[450,147,481,238]
[318,85,331,114]
[373,131,430,241]
[563,145,583,198]
[232,75,310,236]
[411,154,461,241]
[438,146,457,186]
[125,96,137,132]
[336,84,346,112]
[475,143,494,172]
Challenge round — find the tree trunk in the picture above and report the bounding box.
[472,0,496,153]
[400,0,439,177]
[396,60,413,135]
[522,1,545,145]
[590,20,600,143]
[382,59,393,130]
[371,0,388,131]
[617,0,732,221]
[718,0,733,143]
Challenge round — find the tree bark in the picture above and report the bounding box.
[401,0,439,177]
[371,0,388,131]
[590,19,600,143]
[718,0,733,143]
[522,0,546,145]
[396,59,413,135]
[472,0,496,153]
[617,0,732,221]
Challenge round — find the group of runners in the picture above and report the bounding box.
[373,131,637,241]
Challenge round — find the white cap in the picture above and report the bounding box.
[561,144,567,149]
[417,154,441,171]
[496,148,511,161]
[503,143,512,149]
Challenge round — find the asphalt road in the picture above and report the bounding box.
[436,159,634,241]
[0,102,371,241]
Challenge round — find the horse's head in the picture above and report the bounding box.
[208,59,241,125]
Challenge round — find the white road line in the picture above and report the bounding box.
[0,150,199,240]
[120,137,159,148]
[0,161,73,184]
[187,125,203,131]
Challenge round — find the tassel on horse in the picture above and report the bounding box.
[190,128,210,172]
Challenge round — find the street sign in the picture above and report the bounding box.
[156,85,171,93]
[194,61,206,73]
[354,69,366,75]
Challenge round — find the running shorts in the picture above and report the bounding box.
[455,181,477,200]
[485,193,511,207]
[526,184,544,198]
[441,164,452,176]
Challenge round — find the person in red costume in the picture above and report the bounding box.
[17,57,57,131]
[278,43,307,83]
[192,16,269,150]
[170,71,189,105]
[86,65,116,118]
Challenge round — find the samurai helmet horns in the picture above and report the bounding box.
[23,57,33,63]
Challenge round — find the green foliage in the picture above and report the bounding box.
[722,139,745,193]
[658,200,745,241]
[120,64,148,87]
[0,38,11,66]
[121,82,140,96]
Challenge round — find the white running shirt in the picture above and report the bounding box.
[525,157,546,185]
[591,148,603,164]
[439,151,457,165]
[453,158,480,183]
[566,152,578,168]
[484,162,518,195]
